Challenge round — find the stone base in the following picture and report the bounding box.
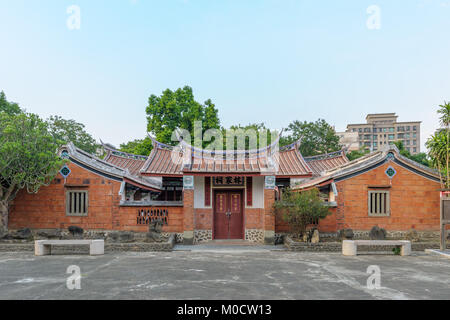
[264,230,275,245]
[183,231,194,245]
[194,230,212,244]
[245,229,264,243]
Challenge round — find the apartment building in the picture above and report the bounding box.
[346,113,421,154]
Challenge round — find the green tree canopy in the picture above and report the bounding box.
[146,86,220,146]
[346,147,370,161]
[46,115,98,154]
[393,141,429,167]
[119,137,153,156]
[427,129,448,188]
[0,91,22,115]
[280,119,341,157]
[221,123,278,150]
[0,112,65,230]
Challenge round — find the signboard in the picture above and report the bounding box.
[212,176,245,187]
[444,199,450,221]
[265,176,276,189]
[440,196,450,250]
[183,176,194,190]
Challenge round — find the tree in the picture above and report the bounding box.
[0,112,65,230]
[427,129,448,189]
[119,137,153,156]
[273,188,331,241]
[393,141,430,167]
[280,119,341,157]
[346,147,370,161]
[437,101,450,187]
[0,91,21,115]
[46,115,98,154]
[146,86,220,146]
[222,123,279,150]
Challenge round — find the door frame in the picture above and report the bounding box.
[212,189,245,240]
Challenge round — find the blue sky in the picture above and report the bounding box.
[1,0,449,151]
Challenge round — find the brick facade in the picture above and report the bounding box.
[333,162,441,232]
[8,162,183,233]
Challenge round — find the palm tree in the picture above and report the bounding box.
[426,131,447,188]
[437,101,450,187]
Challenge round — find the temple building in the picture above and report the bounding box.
[7,136,445,244]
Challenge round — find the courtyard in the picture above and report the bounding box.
[0,249,449,300]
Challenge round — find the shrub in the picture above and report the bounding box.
[273,188,331,241]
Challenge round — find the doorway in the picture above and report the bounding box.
[213,190,244,240]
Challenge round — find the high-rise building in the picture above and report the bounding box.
[336,131,359,151]
[346,113,421,154]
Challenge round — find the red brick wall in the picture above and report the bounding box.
[335,162,441,232]
[274,207,336,233]
[183,189,194,232]
[194,208,213,230]
[9,163,119,230]
[117,206,184,233]
[245,208,264,229]
[264,189,275,231]
[276,162,442,234]
[8,162,184,233]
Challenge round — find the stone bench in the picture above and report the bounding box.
[342,240,411,256]
[35,240,104,256]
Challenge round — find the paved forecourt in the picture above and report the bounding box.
[0,250,449,300]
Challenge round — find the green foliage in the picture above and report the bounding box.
[392,247,401,255]
[119,137,153,156]
[222,123,278,150]
[426,101,450,188]
[0,91,22,115]
[346,147,370,161]
[146,86,220,146]
[280,119,341,156]
[273,188,331,239]
[427,129,448,188]
[393,141,430,167]
[46,115,98,154]
[0,112,65,228]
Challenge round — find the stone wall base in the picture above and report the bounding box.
[245,229,264,243]
[194,230,213,244]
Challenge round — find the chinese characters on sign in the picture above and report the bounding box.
[213,176,245,187]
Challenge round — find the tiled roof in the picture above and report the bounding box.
[141,147,184,176]
[304,150,349,175]
[104,154,147,176]
[140,142,312,177]
[61,143,162,191]
[293,146,440,190]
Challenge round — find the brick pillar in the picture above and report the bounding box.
[263,188,276,244]
[183,189,195,245]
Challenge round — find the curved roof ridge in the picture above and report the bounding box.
[101,141,148,160]
[62,143,162,190]
[304,149,347,161]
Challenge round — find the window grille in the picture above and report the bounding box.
[368,191,390,216]
[66,190,88,216]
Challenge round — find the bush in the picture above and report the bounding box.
[273,188,331,241]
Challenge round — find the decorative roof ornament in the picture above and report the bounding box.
[60,150,70,159]
[386,152,395,161]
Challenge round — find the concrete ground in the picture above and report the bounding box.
[0,249,449,300]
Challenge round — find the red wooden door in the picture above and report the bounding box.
[214,191,243,240]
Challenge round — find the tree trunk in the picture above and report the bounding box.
[0,200,8,232]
